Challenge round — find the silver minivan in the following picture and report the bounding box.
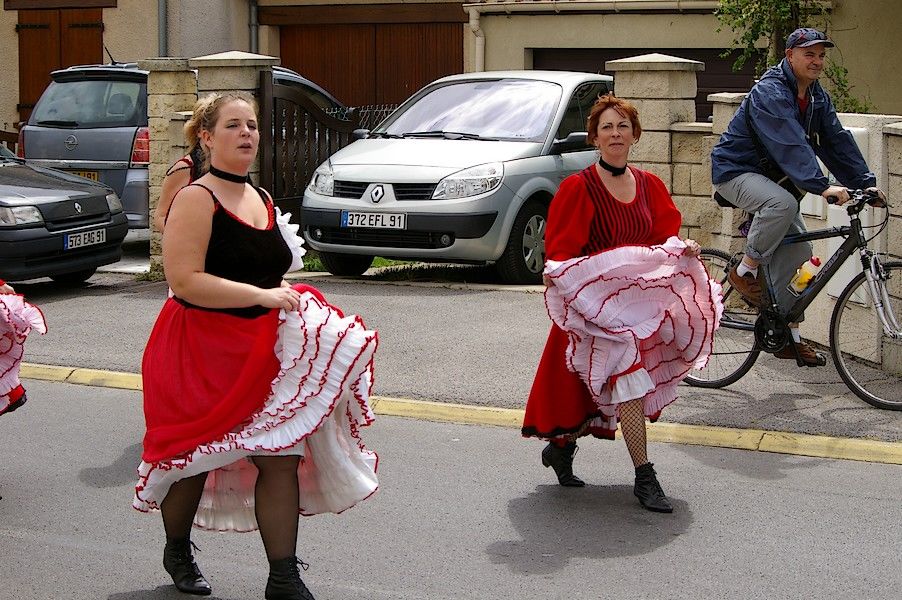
[18,63,149,228]
[302,70,613,283]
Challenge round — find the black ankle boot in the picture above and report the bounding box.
[163,538,212,596]
[633,463,673,513]
[541,441,586,487]
[265,556,316,600]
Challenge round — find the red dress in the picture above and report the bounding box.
[522,165,682,440]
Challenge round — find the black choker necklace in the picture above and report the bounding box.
[209,165,248,184]
[598,158,627,176]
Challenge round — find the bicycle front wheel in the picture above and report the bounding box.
[830,260,902,410]
[683,248,760,388]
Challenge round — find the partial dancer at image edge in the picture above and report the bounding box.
[0,279,48,417]
[523,94,722,514]
[133,92,378,600]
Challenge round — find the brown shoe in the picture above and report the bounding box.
[774,340,827,367]
[728,266,764,308]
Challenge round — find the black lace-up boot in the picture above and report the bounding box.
[265,556,316,600]
[633,463,673,513]
[541,441,586,487]
[163,538,212,595]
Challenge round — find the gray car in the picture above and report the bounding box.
[301,70,612,284]
[19,63,150,228]
[0,145,128,283]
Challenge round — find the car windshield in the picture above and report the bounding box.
[30,79,146,128]
[0,145,16,160]
[375,79,562,142]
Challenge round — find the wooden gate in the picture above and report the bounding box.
[259,70,362,223]
[16,8,103,124]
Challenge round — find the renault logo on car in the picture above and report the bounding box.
[74,202,83,213]
[370,184,384,204]
[64,134,78,151]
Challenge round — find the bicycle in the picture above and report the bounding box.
[684,188,902,411]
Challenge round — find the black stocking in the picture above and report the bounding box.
[252,455,301,561]
[160,472,208,540]
[619,398,649,467]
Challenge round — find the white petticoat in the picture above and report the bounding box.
[133,292,379,532]
[544,236,723,429]
[0,293,47,411]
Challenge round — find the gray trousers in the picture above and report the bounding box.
[714,172,812,318]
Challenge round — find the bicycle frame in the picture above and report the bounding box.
[775,217,866,324]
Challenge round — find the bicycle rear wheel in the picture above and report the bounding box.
[830,260,902,410]
[683,248,760,388]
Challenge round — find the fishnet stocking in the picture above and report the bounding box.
[252,455,301,561]
[161,472,208,540]
[619,398,649,467]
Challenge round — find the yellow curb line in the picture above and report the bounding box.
[21,363,142,391]
[21,363,902,465]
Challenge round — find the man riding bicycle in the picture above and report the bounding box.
[711,27,886,366]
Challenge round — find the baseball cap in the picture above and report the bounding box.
[786,28,835,49]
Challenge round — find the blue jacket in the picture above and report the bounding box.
[711,59,876,194]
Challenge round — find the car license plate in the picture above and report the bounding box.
[70,170,99,181]
[340,211,406,229]
[65,228,106,250]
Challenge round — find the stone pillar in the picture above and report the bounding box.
[136,57,198,273]
[707,92,750,253]
[189,51,279,183]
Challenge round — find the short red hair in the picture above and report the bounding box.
[586,93,642,145]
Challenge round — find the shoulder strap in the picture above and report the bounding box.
[165,156,192,177]
[185,183,221,208]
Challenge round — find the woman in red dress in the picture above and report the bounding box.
[523,94,716,513]
[135,92,378,600]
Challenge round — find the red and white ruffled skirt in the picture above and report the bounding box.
[133,285,379,532]
[523,237,722,440]
[0,293,47,415]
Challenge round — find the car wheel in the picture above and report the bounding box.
[496,199,547,284]
[50,268,96,285]
[318,251,374,277]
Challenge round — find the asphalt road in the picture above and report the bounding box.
[11,271,902,443]
[1,380,900,600]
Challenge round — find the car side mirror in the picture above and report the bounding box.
[551,131,589,154]
[352,128,370,140]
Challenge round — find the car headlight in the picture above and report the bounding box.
[0,205,43,226]
[309,162,334,196]
[106,192,122,212]
[432,163,504,199]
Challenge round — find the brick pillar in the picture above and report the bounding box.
[136,57,197,272]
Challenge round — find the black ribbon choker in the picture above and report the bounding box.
[209,165,248,184]
[598,158,627,176]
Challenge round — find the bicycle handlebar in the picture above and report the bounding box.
[825,188,887,210]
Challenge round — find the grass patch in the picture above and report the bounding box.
[135,261,166,282]
[300,251,411,273]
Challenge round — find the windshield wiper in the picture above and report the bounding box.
[368,131,404,139]
[36,119,79,127]
[403,130,496,141]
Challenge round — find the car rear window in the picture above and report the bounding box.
[30,79,147,128]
